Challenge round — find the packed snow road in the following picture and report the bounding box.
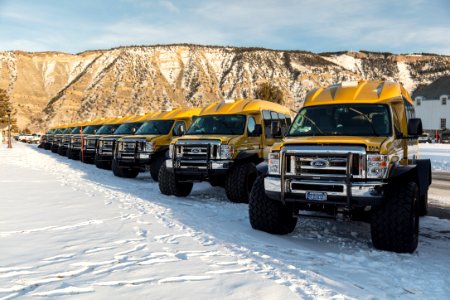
[0,143,449,299]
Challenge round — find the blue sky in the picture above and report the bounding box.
[1,0,449,54]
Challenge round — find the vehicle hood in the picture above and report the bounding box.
[273,136,394,154]
[99,135,125,141]
[174,135,241,145]
[120,135,159,142]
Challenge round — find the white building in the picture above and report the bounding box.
[414,94,449,131]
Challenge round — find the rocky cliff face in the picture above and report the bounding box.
[1,45,449,131]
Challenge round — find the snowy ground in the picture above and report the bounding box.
[419,143,450,172]
[0,143,449,299]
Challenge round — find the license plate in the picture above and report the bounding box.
[305,191,327,201]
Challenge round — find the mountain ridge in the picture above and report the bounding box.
[1,44,449,131]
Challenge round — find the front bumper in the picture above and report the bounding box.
[264,176,386,206]
[167,159,233,175]
[115,151,153,166]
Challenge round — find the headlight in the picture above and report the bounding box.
[145,141,155,153]
[220,145,234,159]
[367,154,388,178]
[169,144,174,158]
[268,152,280,175]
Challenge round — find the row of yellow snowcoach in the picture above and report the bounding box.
[39,80,432,254]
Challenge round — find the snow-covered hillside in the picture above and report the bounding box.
[0,143,449,299]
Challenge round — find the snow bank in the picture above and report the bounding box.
[419,143,450,172]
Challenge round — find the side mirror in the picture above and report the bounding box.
[271,121,282,138]
[407,118,423,137]
[131,127,137,134]
[174,124,185,136]
[93,129,97,134]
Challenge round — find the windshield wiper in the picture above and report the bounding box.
[348,107,380,136]
[302,115,324,135]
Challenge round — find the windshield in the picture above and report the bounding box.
[288,104,392,137]
[46,129,54,134]
[82,125,101,134]
[114,122,143,135]
[54,129,63,134]
[96,124,120,135]
[60,128,71,134]
[136,120,174,135]
[186,114,246,135]
[70,127,81,134]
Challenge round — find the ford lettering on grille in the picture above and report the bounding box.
[191,148,201,154]
[310,159,329,168]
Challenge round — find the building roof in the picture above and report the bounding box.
[305,80,413,106]
[412,76,450,100]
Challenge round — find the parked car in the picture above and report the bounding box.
[418,133,432,143]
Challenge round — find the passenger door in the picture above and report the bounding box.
[245,115,262,157]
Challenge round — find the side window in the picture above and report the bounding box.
[403,98,415,121]
[285,114,292,126]
[172,121,186,136]
[270,111,279,121]
[247,116,256,136]
[263,110,272,138]
[277,113,286,126]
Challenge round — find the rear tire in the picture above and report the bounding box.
[225,162,258,203]
[418,192,428,216]
[370,181,419,253]
[150,156,165,182]
[249,175,297,234]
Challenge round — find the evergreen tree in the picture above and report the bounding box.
[254,82,284,104]
[0,89,16,129]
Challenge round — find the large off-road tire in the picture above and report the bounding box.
[57,147,66,156]
[112,159,139,178]
[173,180,193,197]
[150,156,165,182]
[51,146,58,153]
[66,148,73,159]
[81,154,94,164]
[158,163,173,195]
[418,192,428,216]
[249,175,297,234]
[370,181,419,253]
[112,159,124,178]
[224,162,258,203]
[158,164,193,197]
[95,154,111,170]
